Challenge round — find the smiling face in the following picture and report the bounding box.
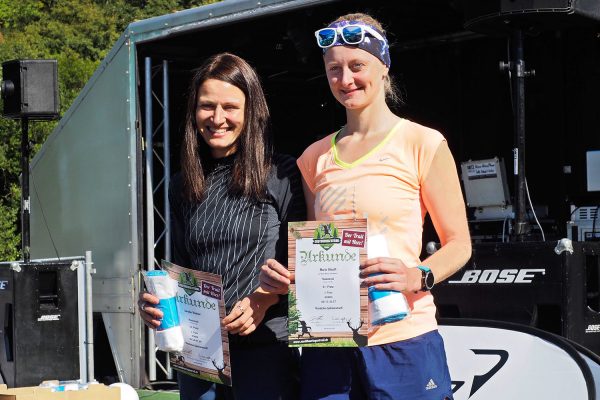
[195,78,246,158]
[324,45,388,110]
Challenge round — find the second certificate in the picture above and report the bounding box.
[288,219,368,347]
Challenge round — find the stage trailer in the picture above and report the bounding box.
[27,0,600,388]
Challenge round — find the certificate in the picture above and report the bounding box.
[288,220,369,347]
[162,260,231,386]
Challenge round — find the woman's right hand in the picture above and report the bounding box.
[138,292,163,329]
[259,259,294,295]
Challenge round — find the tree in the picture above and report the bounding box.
[0,0,218,259]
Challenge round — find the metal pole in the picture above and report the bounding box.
[163,60,171,266]
[77,257,87,383]
[162,59,173,379]
[85,251,95,382]
[510,29,529,240]
[21,118,30,262]
[144,57,157,381]
[0,255,83,265]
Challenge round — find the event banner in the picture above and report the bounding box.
[439,323,592,399]
[162,260,231,386]
[288,219,368,347]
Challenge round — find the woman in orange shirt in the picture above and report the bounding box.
[260,12,471,400]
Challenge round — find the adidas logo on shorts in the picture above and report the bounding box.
[425,379,437,390]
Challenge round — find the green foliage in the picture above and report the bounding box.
[288,290,301,335]
[0,0,218,259]
[0,183,20,260]
[0,1,43,30]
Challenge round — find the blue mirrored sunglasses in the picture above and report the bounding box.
[315,24,386,48]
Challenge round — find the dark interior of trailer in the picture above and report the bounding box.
[127,1,600,383]
[135,0,600,254]
[136,0,600,251]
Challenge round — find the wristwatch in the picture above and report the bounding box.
[416,265,435,291]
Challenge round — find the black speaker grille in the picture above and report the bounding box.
[1,59,59,120]
[0,262,79,387]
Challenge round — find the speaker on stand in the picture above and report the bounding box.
[1,59,60,264]
[0,60,80,387]
[461,1,600,241]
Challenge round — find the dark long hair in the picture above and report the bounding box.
[181,53,272,202]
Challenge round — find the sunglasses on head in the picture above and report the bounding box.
[315,24,386,48]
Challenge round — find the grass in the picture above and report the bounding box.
[137,389,180,399]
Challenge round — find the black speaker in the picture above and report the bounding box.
[0,261,80,387]
[464,0,600,33]
[433,241,600,355]
[1,59,59,120]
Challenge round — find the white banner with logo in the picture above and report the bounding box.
[439,322,593,399]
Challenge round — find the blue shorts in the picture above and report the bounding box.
[300,330,453,400]
[179,341,300,400]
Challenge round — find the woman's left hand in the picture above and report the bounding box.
[360,257,422,293]
[222,290,278,336]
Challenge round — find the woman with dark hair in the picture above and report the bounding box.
[139,53,304,400]
[260,13,471,400]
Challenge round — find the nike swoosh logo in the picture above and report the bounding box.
[379,157,391,162]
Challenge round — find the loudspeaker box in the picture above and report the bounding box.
[464,0,600,32]
[0,261,79,387]
[1,59,59,120]
[433,241,600,355]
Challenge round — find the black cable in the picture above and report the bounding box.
[30,172,61,260]
[570,205,581,220]
[507,37,515,116]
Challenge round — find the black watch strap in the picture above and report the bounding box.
[417,265,434,291]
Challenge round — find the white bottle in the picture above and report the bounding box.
[143,270,185,352]
[367,235,410,325]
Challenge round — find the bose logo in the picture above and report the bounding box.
[37,314,60,322]
[586,324,600,333]
[448,269,546,284]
